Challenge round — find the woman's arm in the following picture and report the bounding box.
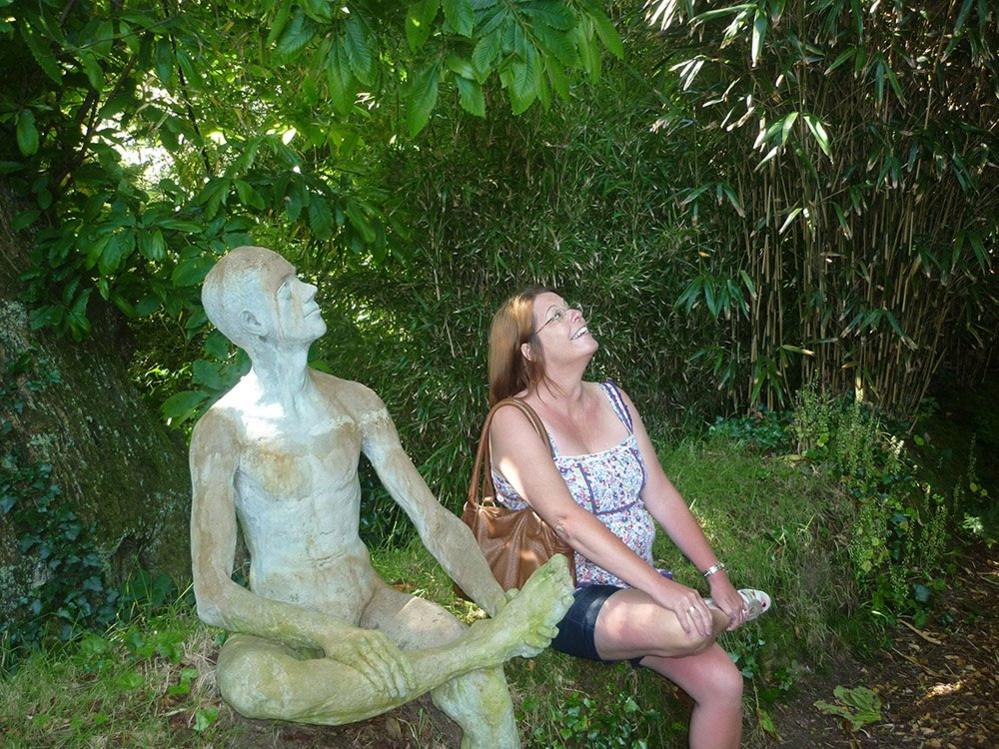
[490,405,716,638]
[616,388,747,629]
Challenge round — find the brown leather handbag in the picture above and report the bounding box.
[459,398,576,593]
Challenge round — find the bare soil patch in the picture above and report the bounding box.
[770,545,998,748]
[222,694,460,748]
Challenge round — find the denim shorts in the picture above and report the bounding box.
[550,584,644,668]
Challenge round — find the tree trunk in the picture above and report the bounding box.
[0,184,191,622]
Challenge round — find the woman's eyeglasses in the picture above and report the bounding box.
[536,303,584,334]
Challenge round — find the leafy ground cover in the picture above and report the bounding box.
[1,390,993,747]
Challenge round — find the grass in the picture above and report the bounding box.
[660,437,854,659]
[0,434,865,748]
[0,605,236,748]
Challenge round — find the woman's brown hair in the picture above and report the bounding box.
[488,287,552,406]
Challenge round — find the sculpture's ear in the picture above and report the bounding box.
[520,341,533,362]
[240,309,266,337]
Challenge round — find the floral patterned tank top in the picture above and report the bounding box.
[491,381,656,588]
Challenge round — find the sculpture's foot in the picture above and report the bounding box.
[480,555,575,661]
[431,667,519,749]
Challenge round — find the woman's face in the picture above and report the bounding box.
[530,291,598,363]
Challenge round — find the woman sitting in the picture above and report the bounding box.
[486,288,771,749]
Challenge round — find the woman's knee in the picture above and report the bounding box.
[667,628,716,657]
[698,656,744,705]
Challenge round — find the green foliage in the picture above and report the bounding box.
[814,685,882,732]
[301,16,753,541]
[0,605,230,746]
[790,387,950,620]
[953,437,998,548]
[648,0,998,416]
[523,689,662,748]
[0,451,117,651]
[0,0,626,357]
[705,383,977,636]
[707,409,792,452]
[655,433,848,666]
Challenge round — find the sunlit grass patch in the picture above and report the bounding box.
[0,606,238,748]
[660,435,852,657]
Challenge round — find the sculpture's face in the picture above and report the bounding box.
[255,257,327,347]
[275,272,327,345]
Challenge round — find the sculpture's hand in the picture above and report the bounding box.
[323,630,416,700]
[489,587,518,617]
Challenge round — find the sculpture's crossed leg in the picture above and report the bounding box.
[216,557,574,748]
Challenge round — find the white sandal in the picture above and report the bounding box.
[706,588,772,622]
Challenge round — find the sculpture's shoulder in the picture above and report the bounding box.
[190,399,245,457]
[310,371,393,431]
[311,371,385,414]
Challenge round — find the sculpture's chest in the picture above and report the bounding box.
[237,414,362,502]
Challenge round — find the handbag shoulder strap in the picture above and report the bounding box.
[467,398,552,507]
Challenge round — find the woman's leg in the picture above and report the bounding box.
[641,645,744,749]
[591,589,743,749]
[592,588,730,660]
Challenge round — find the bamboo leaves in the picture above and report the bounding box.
[803,114,831,158]
[676,272,754,320]
[751,9,767,67]
[654,0,998,413]
[755,111,798,168]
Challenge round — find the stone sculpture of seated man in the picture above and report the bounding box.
[189,245,574,747]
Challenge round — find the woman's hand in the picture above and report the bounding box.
[652,579,715,639]
[708,572,746,631]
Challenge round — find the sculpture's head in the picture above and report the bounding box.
[202,246,326,354]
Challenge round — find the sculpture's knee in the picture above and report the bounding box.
[217,636,303,720]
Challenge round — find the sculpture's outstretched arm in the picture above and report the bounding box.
[357,392,506,617]
[189,409,415,697]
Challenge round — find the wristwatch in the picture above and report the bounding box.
[702,562,727,578]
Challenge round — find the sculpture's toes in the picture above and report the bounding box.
[494,557,573,661]
[518,555,574,625]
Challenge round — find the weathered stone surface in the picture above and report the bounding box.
[191,246,574,746]
[0,185,191,618]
